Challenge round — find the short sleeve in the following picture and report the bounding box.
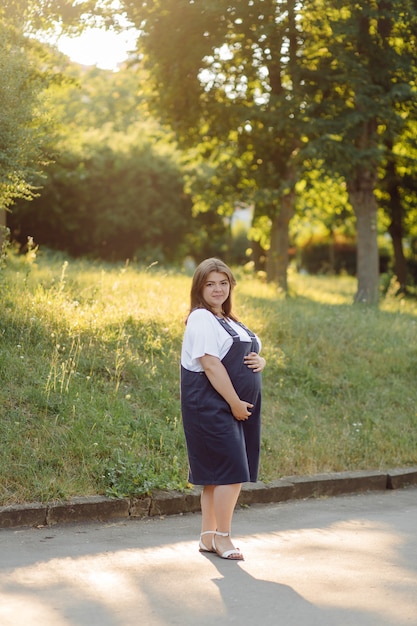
[186,309,222,360]
[181,309,235,371]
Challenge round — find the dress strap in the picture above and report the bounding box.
[214,317,256,340]
[235,321,256,338]
[215,317,240,339]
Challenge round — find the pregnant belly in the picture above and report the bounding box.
[230,368,262,403]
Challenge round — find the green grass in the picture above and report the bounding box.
[1,249,416,506]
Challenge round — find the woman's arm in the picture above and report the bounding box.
[199,354,253,421]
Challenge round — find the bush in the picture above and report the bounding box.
[9,134,194,263]
[299,237,391,275]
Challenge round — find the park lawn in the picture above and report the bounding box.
[0,250,416,506]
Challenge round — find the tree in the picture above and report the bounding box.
[0,19,51,244]
[302,0,416,303]
[122,0,307,289]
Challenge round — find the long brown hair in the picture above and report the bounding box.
[188,258,238,321]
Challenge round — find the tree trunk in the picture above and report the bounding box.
[389,217,407,290]
[385,146,407,290]
[250,239,265,272]
[266,189,295,290]
[347,170,380,305]
[0,209,6,250]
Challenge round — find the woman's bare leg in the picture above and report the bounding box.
[213,483,242,555]
[200,483,242,553]
[200,485,216,550]
[213,483,241,529]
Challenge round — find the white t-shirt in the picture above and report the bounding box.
[181,308,261,372]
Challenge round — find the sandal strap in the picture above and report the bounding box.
[221,548,242,559]
[214,530,230,537]
[200,530,216,537]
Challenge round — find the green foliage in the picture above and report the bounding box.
[0,253,416,505]
[2,0,118,34]
[6,50,234,263]
[4,1,417,296]
[124,0,309,287]
[293,168,354,243]
[124,0,417,297]
[8,58,201,262]
[0,20,50,211]
[302,0,416,176]
[47,63,156,135]
[11,128,194,261]
[298,0,417,302]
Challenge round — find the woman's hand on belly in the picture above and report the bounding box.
[244,352,266,373]
[229,398,254,421]
[199,354,253,421]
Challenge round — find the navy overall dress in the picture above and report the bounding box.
[181,317,262,485]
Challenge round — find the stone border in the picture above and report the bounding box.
[1,467,416,529]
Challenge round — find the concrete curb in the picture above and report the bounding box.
[1,467,417,529]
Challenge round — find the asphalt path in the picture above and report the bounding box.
[0,488,416,626]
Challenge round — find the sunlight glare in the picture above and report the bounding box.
[57,27,139,71]
[241,519,415,622]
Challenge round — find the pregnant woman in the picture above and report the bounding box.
[180,258,265,561]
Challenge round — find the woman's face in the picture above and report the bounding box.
[202,271,230,314]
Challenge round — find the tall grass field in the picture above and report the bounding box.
[1,250,416,506]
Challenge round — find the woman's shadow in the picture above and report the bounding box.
[204,553,348,626]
